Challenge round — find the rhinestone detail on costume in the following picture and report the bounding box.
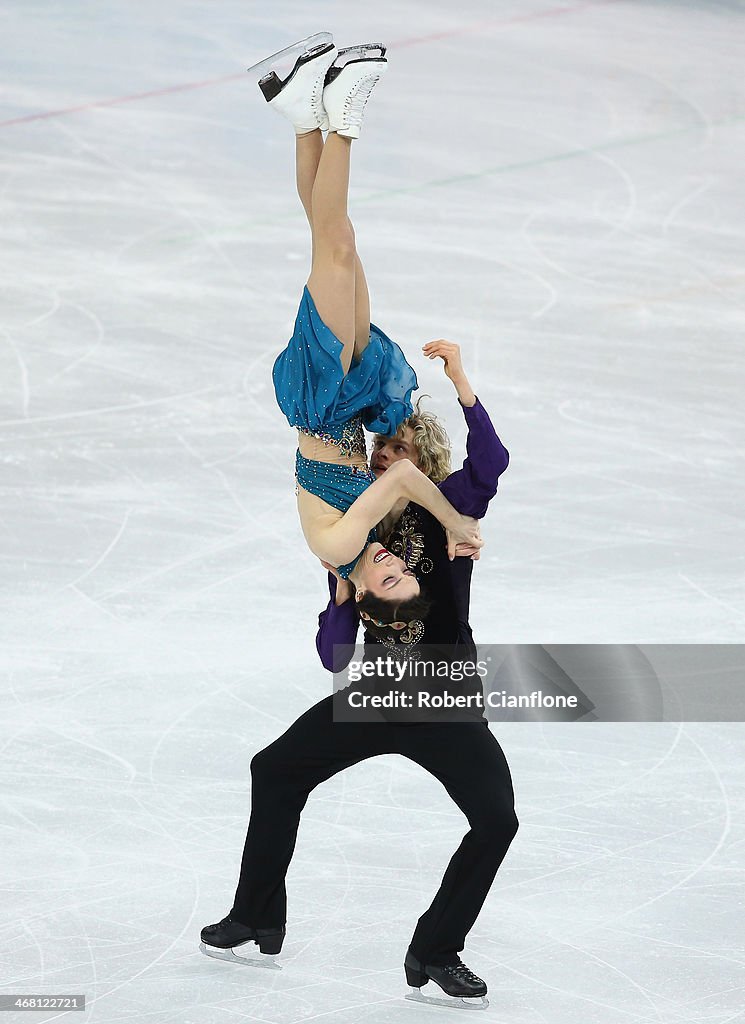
[297,414,367,461]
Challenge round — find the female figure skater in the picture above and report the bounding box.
[267,34,482,611]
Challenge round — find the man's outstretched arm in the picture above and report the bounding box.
[423,339,509,518]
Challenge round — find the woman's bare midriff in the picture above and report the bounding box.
[297,430,368,469]
[296,430,369,559]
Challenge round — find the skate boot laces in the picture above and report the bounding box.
[345,72,381,124]
[204,914,232,931]
[444,961,484,985]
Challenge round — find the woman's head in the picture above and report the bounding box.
[370,397,452,483]
[348,543,431,639]
[350,542,420,602]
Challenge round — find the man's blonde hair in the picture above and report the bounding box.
[376,396,452,483]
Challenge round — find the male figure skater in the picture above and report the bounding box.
[202,340,517,1008]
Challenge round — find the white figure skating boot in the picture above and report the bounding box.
[322,46,388,139]
[249,32,337,134]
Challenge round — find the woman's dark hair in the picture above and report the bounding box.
[356,586,432,642]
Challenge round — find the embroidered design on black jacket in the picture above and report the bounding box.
[389,508,434,575]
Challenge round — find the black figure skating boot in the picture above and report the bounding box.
[404,950,489,1009]
[322,47,388,139]
[200,913,285,970]
[248,31,337,134]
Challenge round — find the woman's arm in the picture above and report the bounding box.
[313,459,483,566]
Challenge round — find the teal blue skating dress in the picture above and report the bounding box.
[273,286,417,577]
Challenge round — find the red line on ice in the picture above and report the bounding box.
[0,2,619,129]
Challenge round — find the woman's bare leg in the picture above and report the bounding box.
[297,132,371,371]
[295,129,323,234]
[305,132,356,373]
[352,251,371,362]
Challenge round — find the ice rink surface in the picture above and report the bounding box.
[2,0,745,1021]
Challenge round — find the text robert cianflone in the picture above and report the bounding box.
[346,655,489,684]
[346,689,579,710]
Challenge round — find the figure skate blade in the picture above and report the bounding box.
[247,32,333,81]
[199,940,282,970]
[405,987,489,1009]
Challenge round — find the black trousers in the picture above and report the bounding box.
[230,693,518,965]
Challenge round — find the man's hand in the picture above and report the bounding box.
[320,560,353,605]
[453,518,482,560]
[422,339,465,381]
[445,514,484,561]
[422,339,476,407]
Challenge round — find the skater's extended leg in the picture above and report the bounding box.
[296,132,371,363]
[306,132,357,373]
[401,723,519,966]
[295,128,324,227]
[352,249,371,362]
[230,694,391,927]
[263,41,387,371]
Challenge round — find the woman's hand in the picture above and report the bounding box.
[320,560,354,605]
[453,541,481,561]
[422,339,476,407]
[445,515,484,560]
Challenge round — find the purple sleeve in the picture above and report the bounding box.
[316,572,359,672]
[438,397,509,518]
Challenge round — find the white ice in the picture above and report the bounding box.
[1,1,744,1022]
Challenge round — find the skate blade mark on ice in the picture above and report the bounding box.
[246,31,334,82]
[199,940,281,970]
[405,988,489,1009]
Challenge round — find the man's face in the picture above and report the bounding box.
[370,426,421,477]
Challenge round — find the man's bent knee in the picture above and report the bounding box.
[474,805,519,847]
[250,744,279,782]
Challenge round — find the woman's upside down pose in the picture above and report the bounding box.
[269,39,482,622]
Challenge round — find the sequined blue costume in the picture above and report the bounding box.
[273,286,418,577]
[294,452,377,578]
